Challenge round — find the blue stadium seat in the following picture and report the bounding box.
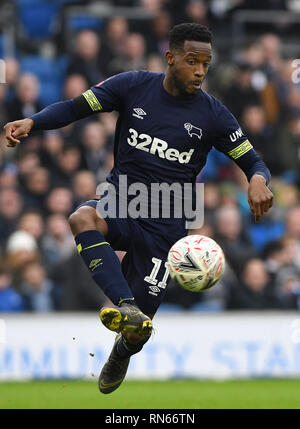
[53,0,82,3]
[39,81,63,106]
[20,55,68,106]
[17,0,59,39]
[249,220,286,251]
[67,15,103,31]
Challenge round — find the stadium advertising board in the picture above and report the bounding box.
[0,312,300,380]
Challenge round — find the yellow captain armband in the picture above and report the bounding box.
[228,139,253,159]
[82,89,103,112]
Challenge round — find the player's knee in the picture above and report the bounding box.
[69,206,108,236]
[68,206,98,235]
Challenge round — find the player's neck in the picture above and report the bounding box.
[163,71,196,100]
[163,72,180,97]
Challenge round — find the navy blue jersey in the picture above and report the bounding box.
[58,69,270,237]
[83,70,254,189]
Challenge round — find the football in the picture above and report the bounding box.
[167,234,225,292]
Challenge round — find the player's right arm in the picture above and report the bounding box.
[4,72,135,148]
[4,117,34,147]
[3,98,92,148]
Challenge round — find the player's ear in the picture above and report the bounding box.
[165,50,175,66]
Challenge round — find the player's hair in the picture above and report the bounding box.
[169,23,212,50]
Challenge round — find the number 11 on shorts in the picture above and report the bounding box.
[144,257,169,294]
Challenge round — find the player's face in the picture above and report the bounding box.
[167,40,212,96]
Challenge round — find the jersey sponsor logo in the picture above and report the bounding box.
[184,122,202,140]
[229,127,243,142]
[132,108,147,119]
[127,128,194,164]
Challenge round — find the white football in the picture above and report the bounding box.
[167,234,225,292]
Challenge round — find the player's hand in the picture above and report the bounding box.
[248,174,273,223]
[3,118,34,147]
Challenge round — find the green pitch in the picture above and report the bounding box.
[0,379,300,409]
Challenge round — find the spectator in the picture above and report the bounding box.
[0,163,18,190]
[6,230,40,287]
[63,74,88,100]
[108,33,148,74]
[39,131,64,173]
[46,187,74,217]
[285,206,300,269]
[146,10,172,56]
[72,170,97,206]
[67,30,105,87]
[18,210,44,245]
[226,258,279,309]
[0,83,8,126]
[50,250,108,311]
[61,74,90,146]
[273,238,300,309]
[241,42,265,70]
[16,150,40,179]
[214,204,257,276]
[20,262,58,312]
[0,188,24,248]
[21,167,51,212]
[146,53,166,73]
[262,239,286,284]
[97,150,115,184]
[100,16,129,76]
[51,145,82,187]
[275,269,300,310]
[99,112,118,147]
[202,182,221,227]
[0,267,24,312]
[3,57,20,103]
[274,180,299,215]
[41,213,75,269]
[260,33,283,72]
[6,73,42,122]
[140,0,163,13]
[184,0,210,27]
[241,104,281,174]
[222,62,261,122]
[80,121,109,179]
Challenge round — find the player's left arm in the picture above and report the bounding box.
[211,102,273,222]
[232,146,273,222]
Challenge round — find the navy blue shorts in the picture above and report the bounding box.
[77,198,180,315]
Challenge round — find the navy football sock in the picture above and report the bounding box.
[116,334,151,359]
[75,230,135,306]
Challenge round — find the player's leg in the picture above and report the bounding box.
[98,317,153,394]
[98,231,171,394]
[68,202,152,336]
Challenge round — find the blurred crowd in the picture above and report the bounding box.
[1,0,300,313]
